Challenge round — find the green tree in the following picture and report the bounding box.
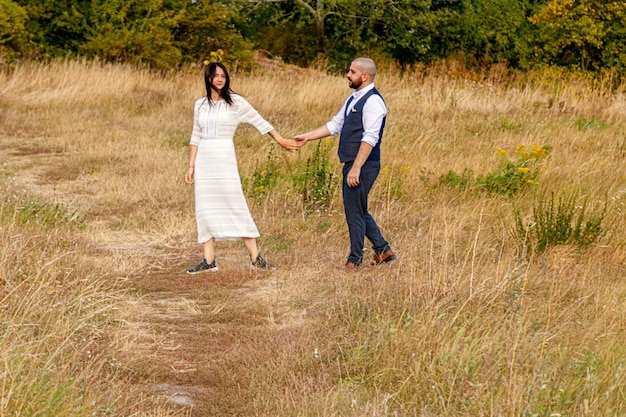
[241,0,335,54]
[0,0,29,61]
[173,0,254,70]
[15,0,255,69]
[458,0,539,68]
[236,0,331,67]
[293,0,333,53]
[365,0,436,67]
[80,0,183,68]
[531,0,626,72]
[237,0,431,69]
[602,2,626,72]
[16,0,90,56]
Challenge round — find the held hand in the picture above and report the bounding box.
[276,135,299,152]
[292,135,308,149]
[292,125,330,149]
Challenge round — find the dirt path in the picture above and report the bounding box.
[127,251,295,416]
[2,147,308,416]
[113,242,306,417]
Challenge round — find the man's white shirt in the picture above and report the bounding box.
[326,83,387,148]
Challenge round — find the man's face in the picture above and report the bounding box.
[347,62,365,90]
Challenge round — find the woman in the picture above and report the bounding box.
[185,62,297,274]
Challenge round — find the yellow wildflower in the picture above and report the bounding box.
[530,145,547,159]
[515,144,529,159]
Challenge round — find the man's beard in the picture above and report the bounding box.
[349,77,362,89]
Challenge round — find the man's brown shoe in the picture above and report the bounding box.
[371,249,397,266]
[342,260,361,271]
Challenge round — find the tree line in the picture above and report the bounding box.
[1,0,625,75]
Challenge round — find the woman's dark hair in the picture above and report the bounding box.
[204,62,234,106]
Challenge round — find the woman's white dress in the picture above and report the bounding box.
[190,95,273,243]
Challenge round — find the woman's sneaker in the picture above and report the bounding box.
[187,258,218,274]
[251,254,275,270]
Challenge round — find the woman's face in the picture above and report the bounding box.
[211,66,227,92]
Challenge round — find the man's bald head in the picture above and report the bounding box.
[352,58,377,81]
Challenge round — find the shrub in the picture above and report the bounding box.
[438,168,476,191]
[515,190,608,254]
[438,144,551,196]
[292,140,339,212]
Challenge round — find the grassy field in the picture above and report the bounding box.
[1,58,626,416]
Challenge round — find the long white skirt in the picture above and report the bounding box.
[194,137,259,243]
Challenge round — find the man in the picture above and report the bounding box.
[293,57,396,270]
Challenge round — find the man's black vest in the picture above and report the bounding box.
[337,88,386,163]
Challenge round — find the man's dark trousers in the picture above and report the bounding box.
[342,159,390,265]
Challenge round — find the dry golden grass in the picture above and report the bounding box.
[1,58,626,416]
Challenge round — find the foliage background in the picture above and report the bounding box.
[1,0,626,76]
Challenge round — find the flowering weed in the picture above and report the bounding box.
[245,146,282,203]
[438,144,551,196]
